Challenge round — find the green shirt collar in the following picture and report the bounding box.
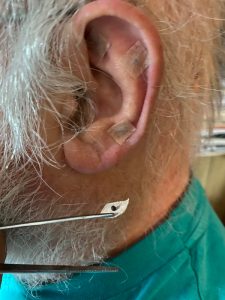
[1,177,209,299]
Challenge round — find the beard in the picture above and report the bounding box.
[1,151,140,290]
[1,170,120,290]
[5,219,109,289]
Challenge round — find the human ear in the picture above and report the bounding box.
[63,0,163,174]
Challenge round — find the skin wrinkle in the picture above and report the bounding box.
[0,0,224,289]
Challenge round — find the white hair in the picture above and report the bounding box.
[0,0,96,222]
[0,0,224,290]
[0,0,99,289]
[0,0,94,169]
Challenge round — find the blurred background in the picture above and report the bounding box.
[193,81,225,224]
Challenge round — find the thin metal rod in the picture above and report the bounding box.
[0,213,114,230]
[0,263,119,274]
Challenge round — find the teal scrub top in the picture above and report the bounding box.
[1,177,225,299]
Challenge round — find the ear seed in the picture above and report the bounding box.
[86,29,110,60]
[108,120,136,145]
[123,41,149,78]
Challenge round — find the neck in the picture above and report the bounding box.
[106,156,190,258]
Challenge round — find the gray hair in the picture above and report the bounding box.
[0,0,224,195]
[0,0,224,289]
[0,1,97,227]
[0,0,94,171]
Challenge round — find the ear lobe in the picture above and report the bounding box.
[63,0,163,174]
